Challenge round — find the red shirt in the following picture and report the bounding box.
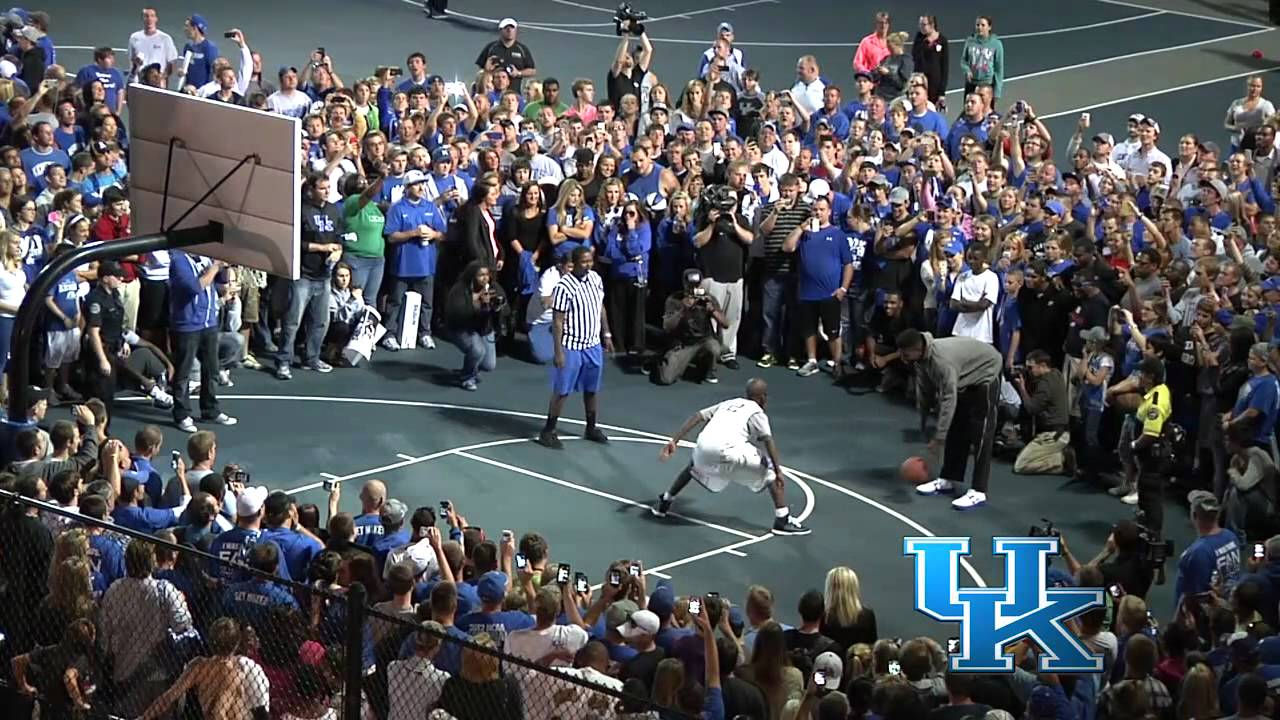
[92,213,139,281]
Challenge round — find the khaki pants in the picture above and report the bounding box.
[120,278,140,332]
[1014,431,1070,475]
[701,277,743,360]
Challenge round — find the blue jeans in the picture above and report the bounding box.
[345,255,386,307]
[529,322,554,364]
[454,330,496,382]
[760,274,794,357]
[277,277,331,368]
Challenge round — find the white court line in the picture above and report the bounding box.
[1094,0,1269,29]
[550,0,617,14]
[415,0,776,30]
[648,570,673,579]
[1041,65,1280,119]
[970,11,1164,41]
[57,45,128,52]
[454,449,760,540]
[396,453,416,461]
[282,436,533,494]
[318,472,339,480]
[944,27,1274,97]
[724,549,749,557]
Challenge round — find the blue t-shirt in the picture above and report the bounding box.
[87,533,126,598]
[456,609,535,647]
[208,527,293,584]
[113,504,181,534]
[182,38,219,89]
[372,529,411,574]
[996,294,1022,361]
[53,125,86,155]
[908,109,949,138]
[384,197,446,278]
[796,226,852,302]
[260,526,323,582]
[547,206,597,258]
[46,273,78,332]
[223,578,301,629]
[413,578,479,617]
[1233,373,1280,446]
[353,513,383,546]
[843,229,872,289]
[132,457,163,508]
[19,146,70,190]
[1175,529,1241,606]
[74,64,127,110]
[17,226,46,283]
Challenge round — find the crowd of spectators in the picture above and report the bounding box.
[0,3,1278,719]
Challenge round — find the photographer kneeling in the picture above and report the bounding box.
[654,268,727,385]
[1012,350,1072,475]
[445,262,510,391]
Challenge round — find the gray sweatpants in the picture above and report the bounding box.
[701,277,743,360]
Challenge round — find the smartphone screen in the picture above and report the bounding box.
[574,573,589,594]
[515,553,527,570]
[946,637,960,653]
[171,450,181,469]
[439,501,450,513]
[608,571,622,587]
[629,564,641,577]
[688,597,702,615]
[888,660,901,675]
[1108,584,1124,599]
[1255,543,1266,559]
[556,564,571,585]
[813,671,825,687]
[706,592,720,603]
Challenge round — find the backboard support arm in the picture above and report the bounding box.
[5,223,223,424]
[159,138,260,234]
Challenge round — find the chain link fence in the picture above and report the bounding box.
[0,489,694,720]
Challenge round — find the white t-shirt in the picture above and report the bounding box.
[528,266,564,326]
[387,656,449,720]
[267,90,313,119]
[697,398,771,451]
[0,265,25,318]
[505,624,590,720]
[309,157,358,203]
[949,268,1000,343]
[127,29,179,77]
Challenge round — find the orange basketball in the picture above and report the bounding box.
[900,456,930,484]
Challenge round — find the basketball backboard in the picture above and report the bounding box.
[127,83,301,279]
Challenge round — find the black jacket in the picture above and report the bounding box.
[911,32,949,101]
[453,201,502,271]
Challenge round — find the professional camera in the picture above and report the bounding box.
[1133,510,1174,566]
[0,12,23,43]
[1027,518,1061,538]
[614,3,648,36]
[697,184,740,237]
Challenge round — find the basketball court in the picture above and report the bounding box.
[29,0,1274,637]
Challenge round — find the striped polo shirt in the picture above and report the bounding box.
[551,270,606,350]
[760,199,812,274]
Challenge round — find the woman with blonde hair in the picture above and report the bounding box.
[547,178,596,259]
[35,556,96,646]
[1225,74,1275,153]
[821,566,878,650]
[651,657,686,709]
[0,229,24,397]
[873,32,911,101]
[676,78,707,128]
[734,621,803,720]
[1176,662,1218,720]
[438,632,522,720]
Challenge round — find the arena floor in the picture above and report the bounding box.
[46,0,1280,636]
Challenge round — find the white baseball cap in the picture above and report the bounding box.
[618,609,659,638]
[235,486,269,517]
[498,17,518,30]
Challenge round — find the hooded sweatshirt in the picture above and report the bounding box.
[915,332,1003,442]
[961,34,1004,98]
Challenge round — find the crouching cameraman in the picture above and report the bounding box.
[1012,350,1072,475]
[446,261,510,391]
[654,268,727,385]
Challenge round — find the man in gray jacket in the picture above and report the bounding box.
[897,329,1002,510]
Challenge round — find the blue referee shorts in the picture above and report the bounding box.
[551,344,604,396]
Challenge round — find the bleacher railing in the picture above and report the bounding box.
[0,489,692,720]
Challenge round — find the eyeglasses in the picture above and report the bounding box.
[624,211,638,217]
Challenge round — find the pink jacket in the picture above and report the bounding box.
[853,33,889,73]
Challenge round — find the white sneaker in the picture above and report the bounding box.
[216,369,234,387]
[148,385,174,409]
[916,478,955,496]
[177,417,198,433]
[1120,490,1139,505]
[205,413,238,426]
[420,335,436,350]
[796,359,820,377]
[380,337,401,352]
[951,489,987,510]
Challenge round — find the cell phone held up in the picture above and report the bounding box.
[171,449,181,470]
[688,596,702,616]
[574,573,589,594]
[556,564,571,585]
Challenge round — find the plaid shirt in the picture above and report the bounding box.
[1098,675,1173,718]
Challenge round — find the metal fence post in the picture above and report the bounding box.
[343,581,368,720]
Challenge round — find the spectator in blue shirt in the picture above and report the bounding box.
[353,479,388,546]
[808,86,850,143]
[1224,343,1280,448]
[379,170,446,353]
[1175,490,1242,607]
[78,494,125,597]
[21,122,71,192]
[260,490,324,581]
[372,499,411,573]
[222,541,300,632]
[456,571,535,646]
[112,466,189,533]
[208,486,293,583]
[74,47,126,114]
[784,195,853,379]
[945,94,988,161]
[905,85,948,138]
[179,14,218,90]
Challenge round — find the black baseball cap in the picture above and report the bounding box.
[97,260,126,279]
[574,148,595,165]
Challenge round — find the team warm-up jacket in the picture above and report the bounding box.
[915,333,1003,442]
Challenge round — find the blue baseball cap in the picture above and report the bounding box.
[676,121,695,133]
[478,571,508,603]
[431,146,452,164]
[518,131,538,144]
[1045,200,1066,217]
[944,238,966,257]
[427,74,443,85]
[648,585,675,621]
[188,13,208,34]
[1263,276,1280,293]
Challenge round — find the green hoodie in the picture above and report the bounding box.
[961,34,1005,99]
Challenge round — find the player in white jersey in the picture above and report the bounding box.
[651,378,811,535]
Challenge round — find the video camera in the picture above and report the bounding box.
[614,3,648,36]
[698,185,739,236]
[1027,518,1060,538]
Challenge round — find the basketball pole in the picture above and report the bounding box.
[3,222,223,426]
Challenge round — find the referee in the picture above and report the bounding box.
[538,246,614,449]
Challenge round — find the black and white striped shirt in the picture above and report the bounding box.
[551,270,606,350]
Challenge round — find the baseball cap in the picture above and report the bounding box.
[1139,117,1161,134]
[854,70,874,82]
[1199,140,1222,156]
[806,178,831,201]
[452,102,469,114]
[649,103,669,115]
[574,148,596,165]
[648,586,675,620]
[717,21,734,34]
[19,25,43,42]
[426,74,443,85]
[478,571,508,603]
[97,260,126,279]
[0,59,16,78]
[236,486,270,517]
[1188,489,1221,515]
[263,490,294,518]
[888,187,910,205]
[1080,326,1109,344]
[498,17,518,30]
[24,385,50,408]
[1200,178,1229,199]
[120,473,141,499]
[188,13,209,33]
[278,65,298,78]
[518,131,538,144]
[1127,113,1146,124]
[1263,276,1280,293]
[761,121,778,133]
[813,651,843,685]
[605,599,639,629]
[708,107,728,118]
[814,116,832,128]
[676,121,695,133]
[1045,200,1066,217]
[403,169,428,185]
[401,539,436,577]
[618,609,659,638]
[380,498,408,525]
[944,238,965,257]
[1091,132,1115,146]
[869,174,890,188]
[431,146,452,164]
